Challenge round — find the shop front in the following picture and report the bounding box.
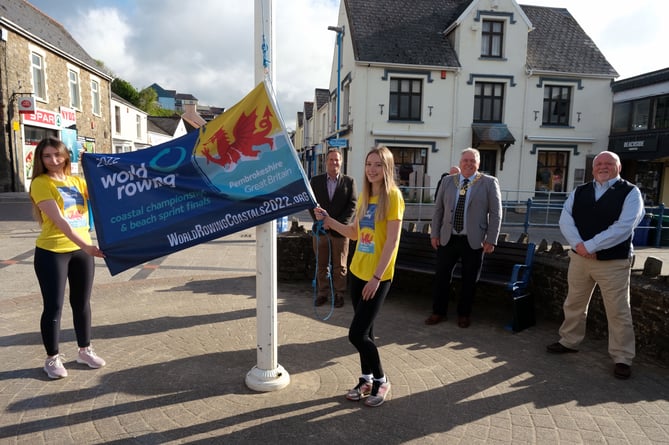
[610,132,669,206]
[18,107,95,190]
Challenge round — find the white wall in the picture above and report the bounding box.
[327,0,616,196]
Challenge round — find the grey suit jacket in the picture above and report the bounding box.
[431,173,502,249]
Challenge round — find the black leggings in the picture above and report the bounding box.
[348,274,392,379]
[34,247,95,356]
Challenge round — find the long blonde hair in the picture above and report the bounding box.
[357,145,399,222]
[30,137,72,224]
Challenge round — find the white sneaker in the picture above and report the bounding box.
[76,347,106,368]
[44,354,68,379]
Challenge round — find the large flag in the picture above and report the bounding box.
[83,81,316,275]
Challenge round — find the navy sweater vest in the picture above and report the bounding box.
[572,180,634,260]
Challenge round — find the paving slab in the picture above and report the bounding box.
[1,196,668,444]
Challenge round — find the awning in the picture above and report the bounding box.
[471,123,516,170]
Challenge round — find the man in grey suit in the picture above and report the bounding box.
[425,148,502,328]
[310,148,357,308]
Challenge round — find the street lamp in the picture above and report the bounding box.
[328,25,344,139]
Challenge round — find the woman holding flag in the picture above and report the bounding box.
[29,137,106,379]
[314,145,404,407]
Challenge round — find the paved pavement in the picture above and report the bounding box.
[1,194,668,444]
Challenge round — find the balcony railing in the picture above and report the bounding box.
[400,187,667,248]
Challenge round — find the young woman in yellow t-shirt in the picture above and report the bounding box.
[314,145,404,407]
[29,137,106,379]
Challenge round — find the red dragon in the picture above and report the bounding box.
[201,106,274,170]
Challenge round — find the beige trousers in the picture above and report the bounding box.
[559,251,635,365]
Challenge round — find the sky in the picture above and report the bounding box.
[27,0,668,132]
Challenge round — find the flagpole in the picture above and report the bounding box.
[245,0,290,392]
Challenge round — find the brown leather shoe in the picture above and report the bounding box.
[546,342,578,354]
[425,314,445,325]
[334,295,344,308]
[614,363,631,380]
[457,316,471,328]
[315,296,328,307]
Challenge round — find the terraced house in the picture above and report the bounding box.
[298,0,620,204]
[0,0,113,192]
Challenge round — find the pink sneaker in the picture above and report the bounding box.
[76,347,106,368]
[346,378,373,401]
[365,379,391,407]
[44,354,68,379]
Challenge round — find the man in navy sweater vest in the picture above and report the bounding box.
[547,151,645,380]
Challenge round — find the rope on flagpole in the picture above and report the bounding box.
[312,220,335,321]
[260,1,271,77]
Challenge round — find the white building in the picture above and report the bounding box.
[147,116,189,146]
[304,0,618,202]
[110,93,149,153]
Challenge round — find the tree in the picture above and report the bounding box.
[138,87,172,116]
[111,78,140,107]
[111,79,174,116]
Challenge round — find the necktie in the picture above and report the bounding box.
[453,178,469,233]
[327,177,336,200]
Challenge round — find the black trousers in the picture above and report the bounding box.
[348,274,392,379]
[34,247,95,356]
[431,235,484,317]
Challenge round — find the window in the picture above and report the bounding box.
[389,78,422,121]
[654,95,669,129]
[612,95,669,133]
[342,82,350,127]
[114,106,121,134]
[481,20,504,58]
[388,146,427,191]
[478,150,497,176]
[389,146,431,201]
[473,82,504,123]
[24,126,57,145]
[136,115,142,139]
[91,79,101,115]
[31,52,46,100]
[68,69,81,109]
[536,150,568,193]
[631,99,650,131]
[612,102,631,133]
[330,96,337,133]
[542,85,571,126]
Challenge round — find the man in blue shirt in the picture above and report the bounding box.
[547,151,645,380]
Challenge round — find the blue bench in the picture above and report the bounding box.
[396,229,536,332]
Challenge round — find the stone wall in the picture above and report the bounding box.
[278,227,669,366]
[1,28,113,192]
[277,221,315,281]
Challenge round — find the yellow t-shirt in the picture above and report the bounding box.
[30,174,92,253]
[350,187,405,281]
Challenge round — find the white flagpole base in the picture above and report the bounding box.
[245,364,290,392]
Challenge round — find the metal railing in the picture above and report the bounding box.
[401,187,668,248]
